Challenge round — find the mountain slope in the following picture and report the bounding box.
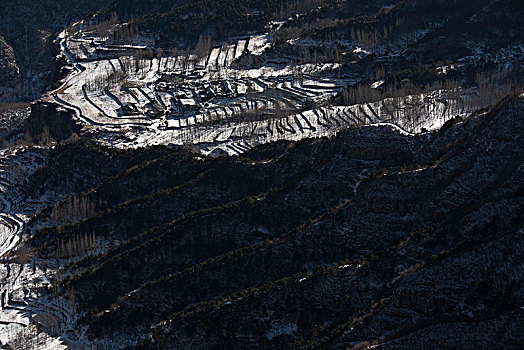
[9,93,521,349]
[0,1,522,349]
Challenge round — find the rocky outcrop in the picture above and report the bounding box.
[26,102,81,142]
[0,35,21,102]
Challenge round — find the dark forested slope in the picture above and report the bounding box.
[17,93,523,349]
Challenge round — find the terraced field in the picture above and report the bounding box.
[47,17,487,156]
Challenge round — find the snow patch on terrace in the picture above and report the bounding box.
[248,34,273,56]
[353,46,371,56]
[48,26,481,158]
[371,80,384,89]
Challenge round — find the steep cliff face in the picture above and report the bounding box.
[25,102,81,142]
[0,35,21,102]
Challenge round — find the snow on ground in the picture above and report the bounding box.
[0,146,73,349]
[371,80,385,89]
[0,220,15,257]
[46,25,482,159]
[353,46,371,56]
[0,214,24,259]
[246,34,272,56]
[207,48,221,70]
[234,40,247,59]
[104,89,474,157]
[0,260,70,350]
